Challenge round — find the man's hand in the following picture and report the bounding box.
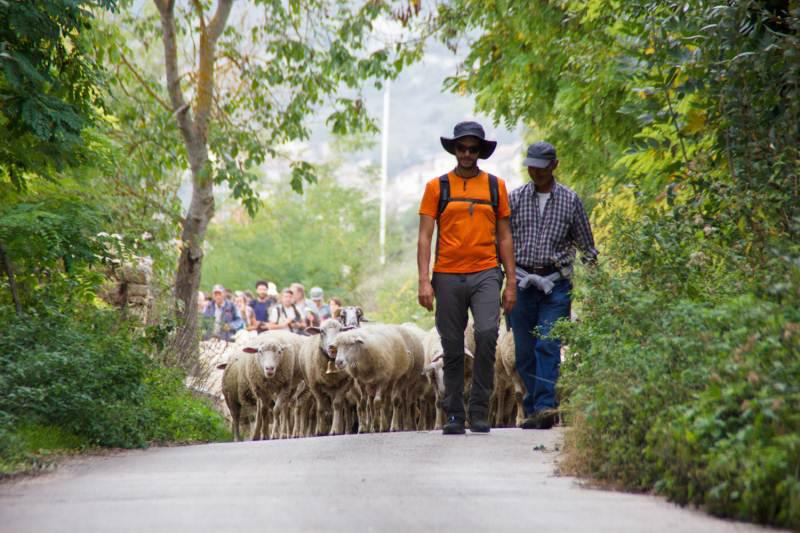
[418,279,434,311]
[501,284,517,315]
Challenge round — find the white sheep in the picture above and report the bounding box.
[492,328,525,427]
[333,325,412,432]
[241,330,305,440]
[299,319,357,436]
[422,326,475,430]
[398,323,430,430]
[219,353,257,442]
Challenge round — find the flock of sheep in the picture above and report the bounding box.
[214,307,526,440]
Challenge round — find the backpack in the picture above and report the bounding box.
[435,173,501,264]
[436,173,499,218]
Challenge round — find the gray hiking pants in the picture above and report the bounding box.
[432,266,503,421]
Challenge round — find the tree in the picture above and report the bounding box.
[0,0,117,191]
[107,0,427,365]
[0,0,120,314]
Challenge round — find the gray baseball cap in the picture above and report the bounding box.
[310,287,324,300]
[523,141,557,168]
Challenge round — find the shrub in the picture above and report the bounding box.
[0,305,229,473]
[558,268,800,529]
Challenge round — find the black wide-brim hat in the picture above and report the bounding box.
[440,121,497,159]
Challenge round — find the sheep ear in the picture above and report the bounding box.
[431,353,443,363]
[305,326,321,335]
[465,349,475,359]
[216,363,228,370]
[342,325,355,331]
[242,347,258,354]
[355,336,365,344]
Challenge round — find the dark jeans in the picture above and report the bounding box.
[509,278,572,415]
[432,267,503,421]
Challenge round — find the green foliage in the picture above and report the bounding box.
[438,0,800,527]
[0,192,123,310]
[0,0,117,190]
[0,305,229,475]
[201,173,379,298]
[103,0,428,212]
[558,267,800,528]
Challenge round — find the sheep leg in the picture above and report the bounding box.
[330,389,347,436]
[252,398,264,441]
[227,397,241,442]
[373,388,386,433]
[494,387,505,427]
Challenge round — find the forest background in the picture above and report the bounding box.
[0,0,797,528]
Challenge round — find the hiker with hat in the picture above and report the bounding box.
[202,284,244,342]
[417,120,517,435]
[508,141,598,430]
[309,286,332,320]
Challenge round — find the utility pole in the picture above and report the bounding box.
[379,81,390,265]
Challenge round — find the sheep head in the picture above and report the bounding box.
[243,342,290,378]
[334,333,365,370]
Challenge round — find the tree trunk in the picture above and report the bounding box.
[171,153,215,368]
[155,0,232,368]
[0,242,22,315]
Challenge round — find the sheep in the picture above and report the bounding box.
[422,327,475,430]
[218,353,257,442]
[241,330,305,440]
[334,305,367,329]
[333,325,412,433]
[490,328,526,427]
[214,331,274,441]
[299,318,357,436]
[398,323,430,430]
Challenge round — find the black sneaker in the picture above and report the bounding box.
[442,416,466,435]
[469,419,491,433]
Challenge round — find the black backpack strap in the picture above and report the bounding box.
[435,174,450,265]
[488,173,499,216]
[437,174,450,218]
[488,174,501,266]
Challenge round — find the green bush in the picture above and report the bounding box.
[0,305,229,473]
[558,266,800,528]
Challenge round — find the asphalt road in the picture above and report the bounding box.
[0,428,772,533]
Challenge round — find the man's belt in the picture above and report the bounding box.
[518,265,559,276]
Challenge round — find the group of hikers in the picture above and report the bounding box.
[417,121,597,434]
[198,282,341,342]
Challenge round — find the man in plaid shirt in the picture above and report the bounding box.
[509,141,598,430]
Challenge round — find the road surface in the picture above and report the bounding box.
[0,428,772,532]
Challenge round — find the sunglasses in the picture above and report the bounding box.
[455,143,480,154]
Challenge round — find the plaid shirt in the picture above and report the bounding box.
[509,180,598,270]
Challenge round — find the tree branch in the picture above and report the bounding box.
[154,0,195,145]
[119,52,172,112]
[207,0,234,42]
[195,0,234,137]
